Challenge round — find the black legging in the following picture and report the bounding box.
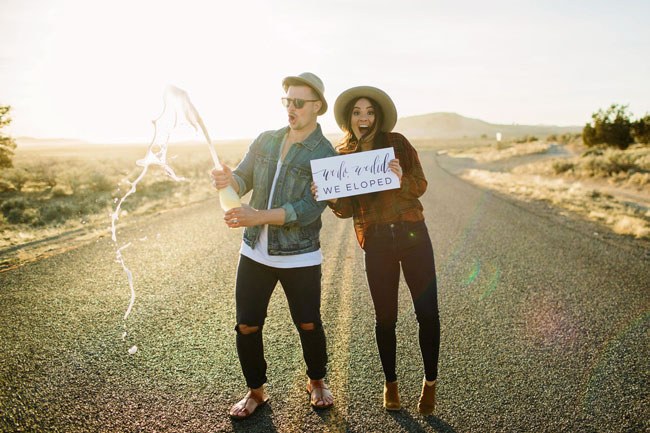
[363,220,440,382]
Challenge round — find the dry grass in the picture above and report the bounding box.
[447,141,551,162]
[0,140,249,250]
[449,142,650,239]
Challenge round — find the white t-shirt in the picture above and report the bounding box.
[240,140,322,268]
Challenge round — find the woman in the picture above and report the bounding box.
[314,86,440,414]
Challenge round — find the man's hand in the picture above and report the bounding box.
[224,204,257,228]
[210,165,235,190]
[224,205,286,228]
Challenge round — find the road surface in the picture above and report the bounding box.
[1,151,648,432]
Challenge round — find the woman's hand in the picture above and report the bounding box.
[311,181,337,204]
[389,159,402,182]
[210,165,233,190]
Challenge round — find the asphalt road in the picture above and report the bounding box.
[1,151,648,432]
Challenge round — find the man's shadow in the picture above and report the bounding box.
[230,402,279,433]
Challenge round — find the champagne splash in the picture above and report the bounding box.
[111,85,238,354]
[166,86,241,211]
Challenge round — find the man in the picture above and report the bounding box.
[211,72,337,420]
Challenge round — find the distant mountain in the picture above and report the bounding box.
[16,137,89,148]
[395,112,583,139]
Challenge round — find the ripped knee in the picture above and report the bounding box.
[236,323,260,335]
[298,322,315,331]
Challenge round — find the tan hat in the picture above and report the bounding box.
[282,72,327,115]
[334,86,397,132]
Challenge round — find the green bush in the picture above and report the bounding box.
[583,104,634,149]
[1,198,36,224]
[0,105,16,169]
[632,114,650,144]
[1,197,26,214]
[39,202,75,225]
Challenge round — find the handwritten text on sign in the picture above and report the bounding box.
[310,148,400,201]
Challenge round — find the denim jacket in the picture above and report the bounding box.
[232,124,336,255]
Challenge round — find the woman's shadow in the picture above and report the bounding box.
[388,410,458,433]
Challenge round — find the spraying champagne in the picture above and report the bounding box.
[165,86,242,211]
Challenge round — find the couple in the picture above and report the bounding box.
[210,72,440,420]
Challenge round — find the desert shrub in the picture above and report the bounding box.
[552,161,575,174]
[0,178,16,192]
[87,171,115,193]
[14,208,39,225]
[628,172,649,188]
[56,169,86,195]
[582,147,605,157]
[1,198,34,224]
[51,185,71,197]
[604,151,638,173]
[547,134,558,142]
[3,168,30,192]
[1,197,26,213]
[137,179,179,198]
[39,202,75,225]
[514,135,539,144]
[583,149,639,176]
[583,104,634,149]
[559,133,581,145]
[30,162,58,188]
[0,105,16,168]
[632,114,650,144]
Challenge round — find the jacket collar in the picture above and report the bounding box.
[272,124,325,151]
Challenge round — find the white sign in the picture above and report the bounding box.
[310,148,400,201]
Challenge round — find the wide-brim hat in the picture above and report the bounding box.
[334,86,397,132]
[282,72,327,115]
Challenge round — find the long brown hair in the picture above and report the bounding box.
[336,97,384,154]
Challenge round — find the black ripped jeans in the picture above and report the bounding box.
[234,255,328,389]
[363,220,440,382]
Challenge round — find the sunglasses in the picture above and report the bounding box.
[281,97,319,109]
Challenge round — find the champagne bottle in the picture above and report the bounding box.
[219,185,241,211]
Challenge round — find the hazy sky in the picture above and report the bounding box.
[1,0,649,142]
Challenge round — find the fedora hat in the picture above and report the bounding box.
[334,86,397,132]
[282,72,327,115]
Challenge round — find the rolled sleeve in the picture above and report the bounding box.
[232,173,248,198]
[281,202,297,224]
[281,196,327,227]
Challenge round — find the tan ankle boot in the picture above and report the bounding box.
[383,381,401,411]
[417,379,436,415]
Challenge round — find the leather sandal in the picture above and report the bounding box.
[306,381,334,410]
[229,390,269,420]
